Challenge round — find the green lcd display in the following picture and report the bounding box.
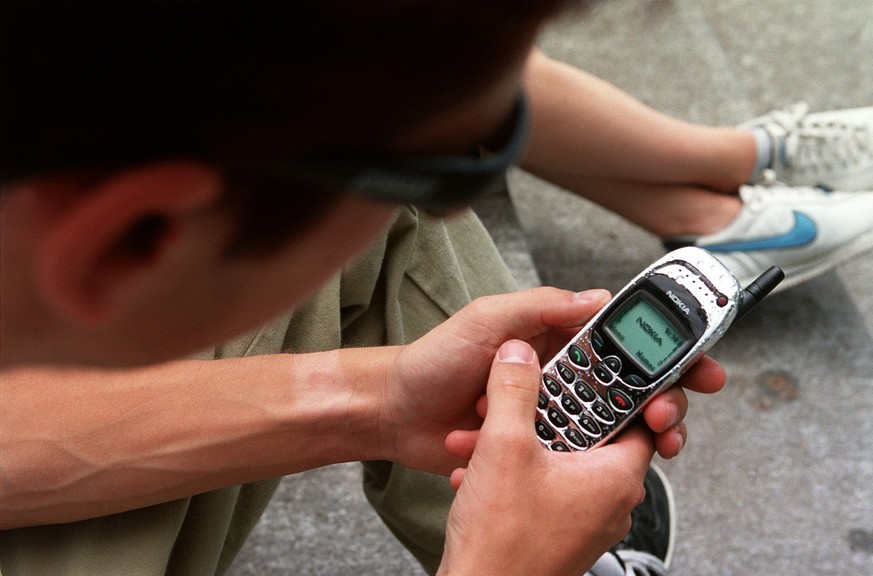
[604,294,689,376]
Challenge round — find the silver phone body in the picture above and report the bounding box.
[535,247,742,452]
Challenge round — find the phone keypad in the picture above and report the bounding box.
[556,362,575,384]
[577,415,601,437]
[574,381,597,402]
[535,419,556,441]
[607,388,634,413]
[560,394,582,415]
[567,344,590,368]
[536,332,652,451]
[543,374,562,396]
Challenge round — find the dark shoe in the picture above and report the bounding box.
[613,464,675,574]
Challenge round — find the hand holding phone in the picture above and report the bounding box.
[535,247,783,452]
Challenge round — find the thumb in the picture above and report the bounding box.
[483,340,541,435]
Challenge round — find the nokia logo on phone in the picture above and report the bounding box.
[666,290,691,315]
[636,317,663,346]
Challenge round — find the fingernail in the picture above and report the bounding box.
[675,429,687,452]
[574,289,610,302]
[666,404,681,428]
[498,340,535,364]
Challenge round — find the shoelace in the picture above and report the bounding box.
[587,550,667,576]
[766,103,873,172]
[614,550,668,576]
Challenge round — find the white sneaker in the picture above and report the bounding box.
[740,102,873,191]
[665,182,873,291]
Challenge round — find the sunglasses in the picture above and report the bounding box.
[238,92,531,216]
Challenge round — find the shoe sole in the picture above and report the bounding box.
[649,463,676,569]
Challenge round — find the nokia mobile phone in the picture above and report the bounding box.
[535,246,783,452]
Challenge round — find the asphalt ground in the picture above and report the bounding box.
[228,2,873,574]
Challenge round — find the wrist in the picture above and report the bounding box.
[296,347,400,463]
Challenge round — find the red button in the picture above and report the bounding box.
[608,389,634,413]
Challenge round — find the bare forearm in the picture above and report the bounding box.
[0,349,397,528]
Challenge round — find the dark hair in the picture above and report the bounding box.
[2,0,562,252]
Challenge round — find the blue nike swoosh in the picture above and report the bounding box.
[701,211,818,252]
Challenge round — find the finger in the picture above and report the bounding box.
[449,467,466,491]
[482,340,541,437]
[453,287,611,349]
[676,355,726,394]
[601,423,655,480]
[476,394,488,419]
[641,387,688,434]
[654,422,687,460]
[445,429,480,461]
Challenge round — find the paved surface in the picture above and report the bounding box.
[228,1,873,574]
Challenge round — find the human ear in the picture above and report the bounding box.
[33,162,223,325]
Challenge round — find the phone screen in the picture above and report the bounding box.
[604,294,688,376]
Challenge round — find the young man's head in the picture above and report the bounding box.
[1,0,563,368]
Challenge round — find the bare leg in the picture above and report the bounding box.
[532,172,742,238]
[521,50,752,236]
